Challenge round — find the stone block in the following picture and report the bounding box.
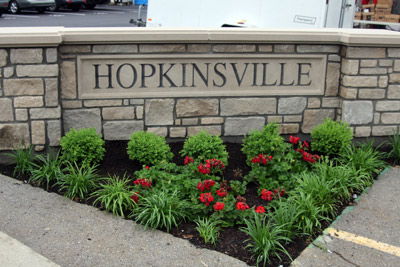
[322,98,340,108]
[328,55,341,62]
[388,85,400,99]
[59,45,91,54]
[221,98,276,116]
[0,99,14,122]
[16,64,58,77]
[46,48,57,63]
[0,123,30,150]
[84,100,122,107]
[358,89,385,99]
[175,119,181,125]
[62,100,82,109]
[372,126,397,136]
[388,48,400,57]
[14,96,43,108]
[213,45,256,53]
[390,73,400,83]
[30,107,61,119]
[340,87,357,99]
[4,67,14,78]
[325,63,340,96]
[341,59,359,75]
[284,115,302,122]
[308,98,321,108]
[342,76,377,87]
[136,106,143,119]
[147,127,168,137]
[60,61,76,99]
[302,109,335,133]
[297,45,340,53]
[15,109,28,121]
[394,60,400,71]
[4,79,44,96]
[45,78,58,107]
[0,49,7,67]
[103,121,144,140]
[34,145,45,152]
[274,45,295,53]
[376,101,400,111]
[342,101,373,125]
[31,121,45,145]
[374,112,380,124]
[279,124,299,134]
[10,49,42,64]
[188,126,221,136]
[102,107,135,120]
[176,99,218,117]
[47,120,61,146]
[139,44,185,53]
[345,47,386,58]
[267,116,282,123]
[201,117,224,125]
[63,109,102,135]
[278,97,307,114]
[258,45,273,52]
[224,117,265,136]
[360,60,377,67]
[379,60,393,67]
[123,100,129,105]
[170,127,186,138]
[381,113,400,124]
[187,44,211,53]
[130,99,144,105]
[360,68,387,75]
[182,118,199,125]
[355,127,371,137]
[379,76,389,88]
[145,99,174,125]
[93,45,138,53]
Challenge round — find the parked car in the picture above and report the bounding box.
[83,0,109,10]
[8,0,55,14]
[48,0,84,11]
[0,0,8,16]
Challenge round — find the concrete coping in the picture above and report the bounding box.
[1,27,400,47]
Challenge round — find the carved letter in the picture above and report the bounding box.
[231,63,249,86]
[94,64,113,89]
[213,63,227,87]
[297,63,312,86]
[159,64,177,88]
[181,63,187,87]
[191,63,210,87]
[116,64,137,89]
[140,64,156,88]
[261,63,277,86]
[279,63,295,86]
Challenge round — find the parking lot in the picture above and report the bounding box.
[0,4,147,27]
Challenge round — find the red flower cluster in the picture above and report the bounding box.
[197,159,225,174]
[291,136,320,164]
[274,188,286,197]
[289,135,300,145]
[255,206,265,213]
[145,166,150,170]
[216,188,228,198]
[236,201,249,210]
[261,189,274,201]
[197,179,215,192]
[134,178,152,188]
[251,154,273,165]
[130,192,139,203]
[184,156,194,165]
[302,152,320,164]
[200,192,214,206]
[213,202,225,211]
[198,164,211,174]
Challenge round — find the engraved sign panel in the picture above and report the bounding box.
[77,54,327,99]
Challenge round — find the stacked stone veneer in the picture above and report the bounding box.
[2,41,400,151]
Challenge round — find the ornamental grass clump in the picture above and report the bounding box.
[195,217,221,246]
[310,118,353,156]
[180,130,228,166]
[387,129,400,163]
[127,131,173,166]
[60,128,105,166]
[3,143,36,177]
[29,149,63,191]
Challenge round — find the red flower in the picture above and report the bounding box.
[130,192,139,203]
[290,135,300,145]
[184,156,194,165]
[198,164,211,174]
[213,202,225,211]
[134,178,152,188]
[145,166,149,170]
[216,188,227,198]
[197,180,215,192]
[261,189,273,201]
[302,141,309,148]
[255,206,265,213]
[200,192,214,206]
[251,154,272,166]
[236,201,249,211]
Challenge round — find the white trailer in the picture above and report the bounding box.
[146,0,356,28]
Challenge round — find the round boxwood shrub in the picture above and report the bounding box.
[127,131,173,166]
[180,130,228,165]
[311,118,353,156]
[60,128,105,166]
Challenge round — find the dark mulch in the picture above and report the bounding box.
[0,141,386,267]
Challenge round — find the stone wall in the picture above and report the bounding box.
[1,28,400,150]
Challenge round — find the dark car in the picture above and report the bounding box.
[8,0,54,14]
[48,0,84,11]
[83,0,109,10]
[0,0,8,16]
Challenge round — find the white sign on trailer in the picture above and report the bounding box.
[146,0,356,28]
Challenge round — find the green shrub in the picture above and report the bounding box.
[310,118,353,155]
[195,217,221,246]
[180,130,228,165]
[127,131,173,166]
[3,143,35,177]
[387,129,400,164]
[242,123,288,165]
[60,128,105,166]
[92,174,135,218]
[29,149,63,190]
[57,162,100,200]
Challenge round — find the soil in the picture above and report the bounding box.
[0,141,380,267]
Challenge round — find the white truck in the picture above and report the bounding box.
[146,0,356,28]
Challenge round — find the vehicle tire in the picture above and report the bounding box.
[36,7,46,13]
[84,4,96,9]
[0,10,3,17]
[9,0,20,14]
[47,3,58,11]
